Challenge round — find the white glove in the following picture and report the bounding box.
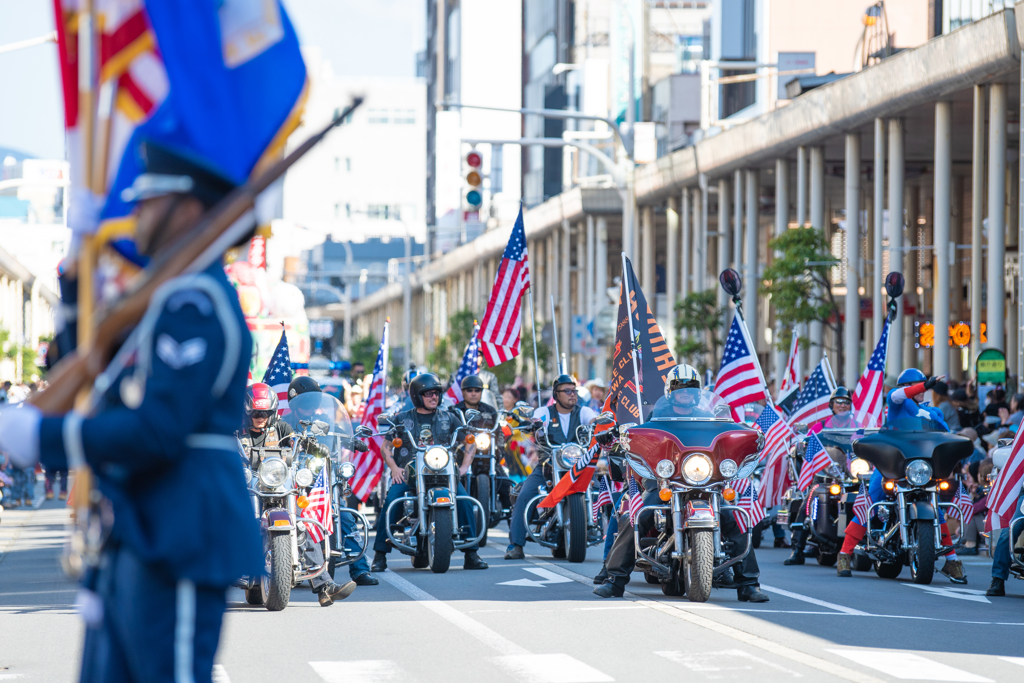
[0,403,42,468]
[68,186,104,236]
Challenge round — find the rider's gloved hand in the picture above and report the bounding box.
[596,427,617,449]
[924,375,945,391]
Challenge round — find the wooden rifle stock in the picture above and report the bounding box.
[30,98,364,415]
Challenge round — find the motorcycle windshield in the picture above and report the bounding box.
[650,389,735,422]
[816,414,875,450]
[282,392,354,457]
[881,416,948,433]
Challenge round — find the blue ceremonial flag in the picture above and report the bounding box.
[99,0,307,263]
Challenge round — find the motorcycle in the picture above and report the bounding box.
[617,388,762,602]
[519,415,609,563]
[461,411,513,547]
[376,411,486,573]
[853,416,974,584]
[778,419,877,567]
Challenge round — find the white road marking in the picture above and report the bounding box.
[998,656,1024,667]
[901,583,992,603]
[378,570,528,656]
[656,648,802,679]
[759,584,871,615]
[491,654,613,683]
[212,664,231,682]
[499,567,576,587]
[309,660,409,683]
[0,675,25,680]
[828,650,994,682]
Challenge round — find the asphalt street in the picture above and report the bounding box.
[3,491,1024,683]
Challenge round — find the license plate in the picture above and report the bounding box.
[777,509,789,526]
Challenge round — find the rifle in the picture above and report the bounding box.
[30,97,363,415]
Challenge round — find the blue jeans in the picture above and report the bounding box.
[373,481,478,553]
[992,493,1024,580]
[508,467,547,547]
[339,511,371,577]
[603,491,624,561]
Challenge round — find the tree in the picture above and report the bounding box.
[428,308,479,378]
[760,227,843,374]
[489,322,552,390]
[349,333,381,373]
[674,290,724,376]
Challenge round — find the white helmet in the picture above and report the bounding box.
[665,364,701,398]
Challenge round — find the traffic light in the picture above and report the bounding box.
[465,149,482,207]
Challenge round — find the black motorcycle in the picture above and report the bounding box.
[852,416,974,584]
[461,410,515,547]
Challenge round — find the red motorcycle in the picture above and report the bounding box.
[617,388,763,601]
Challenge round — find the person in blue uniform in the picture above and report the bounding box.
[0,141,263,683]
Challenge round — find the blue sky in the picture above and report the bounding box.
[0,0,424,160]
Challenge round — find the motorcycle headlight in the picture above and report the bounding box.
[558,444,585,468]
[849,458,871,480]
[295,468,314,488]
[655,459,675,478]
[905,460,933,486]
[719,459,738,479]
[340,461,356,478]
[258,457,288,488]
[475,433,492,451]
[307,456,326,476]
[681,454,714,485]
[425,446,450,471]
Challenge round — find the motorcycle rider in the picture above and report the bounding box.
[785,386,855,566]
[594,365,770,602]
[286,376,379,593]
[504,374,599,560]
[240,383,294,449]
[835,369,966,583]
[455,375,512,513]
[370,373,489,571]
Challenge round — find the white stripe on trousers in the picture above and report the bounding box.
[175,579,196,683]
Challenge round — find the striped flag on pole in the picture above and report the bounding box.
[853,481,870,525]
[797,432,832,491]
[262,328,292,415]
[852,316,892,427]
[951,482,974,525]
[986,418,1024,532]
[479,206,530,367]
[777,333,800,406]
[714,316,768,420]
[445,325,481,404]
[787,358,836,427]
[754,402,795,508]
[299,467,331,543]
[350,321,389,502]
[627,470,645,527]
[732,477,766,534]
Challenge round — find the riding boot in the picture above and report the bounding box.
[940,558,967,585]
[836,553,852,577]
[370,551,388,573]
[784,528,806,566]
[986,577,1006,596]
[593,563,609,585]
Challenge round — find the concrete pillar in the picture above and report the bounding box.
[681,189,691,302]
[808,146,826,368]
[971,85,985,371]
[873,118,886,349]
[888,118,905,378]
[700,179,709,292]
[718,177,731,333]
[595,217,609,375]
[988,82,1007,351]
[745,169,759,346]
[691,188,701,291]
[666,196,680,353]
[845,134,861,387]
[641,205,655,299]
[950,175,964,382]
[733,169,743,271]
[1008,159,1019,380]
[933,101,952,378]
[904,187,919,369]
[775,157,790,388]
[561,220,572,372]
[576,219,587,373]
[796,146,808,226]
[586,216,596,322]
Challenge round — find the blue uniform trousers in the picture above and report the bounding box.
[508,467,547,547]
[80,547,225,683]
[373,481,478,553]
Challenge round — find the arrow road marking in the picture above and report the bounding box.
[499,567,576,588]
[901,583,992,603]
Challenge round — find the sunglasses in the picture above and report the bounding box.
[464,388,482,393]
[422,389,442,398]
[832,399,852,406]
[555,388,576,395]
[251,410,274,420]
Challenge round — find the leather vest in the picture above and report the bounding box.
[546,405,582,446]
[240,425,283,451]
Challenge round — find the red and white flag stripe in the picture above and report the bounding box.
[986,415,1024,531]
[350,322,389,502]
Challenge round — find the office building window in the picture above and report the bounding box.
[367,204,401,220]
[345,157,351,172]
[368,108,390,124]
[393,109,416,124]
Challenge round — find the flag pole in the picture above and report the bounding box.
[821,352,837,390]
[621,253,645,418]
[720,269,772,404]
[549,294,563,375]
[382,318,390,406]
[526,287,543,404]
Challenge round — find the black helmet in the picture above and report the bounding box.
[551,373,575,392]
[288,375,321,399]
[460,374,485,392]
[409,373,443,409]
[829,386,851,409]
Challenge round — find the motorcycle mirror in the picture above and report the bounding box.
[884,271,905,298]
[376,415,393,429]
[354,425,373,439]
[464,409,482,424]
[719,268,742,297]
[313,420,330,434]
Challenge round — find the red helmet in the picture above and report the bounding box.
[245,382,279,430]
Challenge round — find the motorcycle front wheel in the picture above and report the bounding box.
[428,507,454,573]
[686,530,714,603]
[262,532,292,611]
[565,493,588,563]
[244,581,263,605]
[475,474,491,547]
[909,519,936,585]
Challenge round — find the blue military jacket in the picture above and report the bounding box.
[39,261,262,588]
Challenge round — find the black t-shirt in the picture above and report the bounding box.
[247,421,293,449]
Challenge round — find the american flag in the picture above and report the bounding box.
[350,322,389,502]
[479,206,530,367]
[445,325,481,404]
[755,401,795,465]
[732,477,766,534]
[593,475,614,522]
[778,333,800,405]
[986,416,1024,531]
[951,481,974,525]
[788,358,836,427]
[714,316,768,419]
[797,432,832,491]
[759,446,791,509]
[627,470,644,527]
[262,329,292,415]
[300,467,331,543]
[852,316,892,427]
[853,481,870,525]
